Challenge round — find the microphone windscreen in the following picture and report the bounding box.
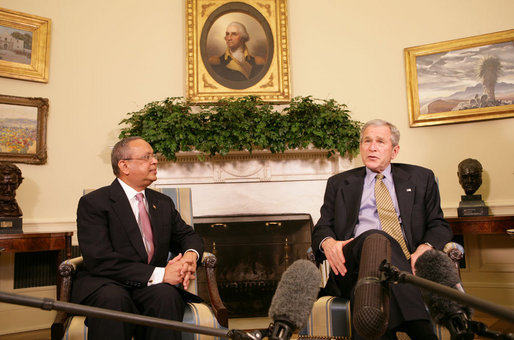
[352,233,391,340]
[268,259,321,330]
[415,249,460,288]
[414,249,471,325]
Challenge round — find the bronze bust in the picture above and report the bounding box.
[457,158,488,216]
[0,162,24,218]
[457,158,482,195]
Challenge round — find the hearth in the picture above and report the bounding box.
[193,214,313,318]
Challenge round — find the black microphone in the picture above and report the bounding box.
[267,259,321,340]
[415,249,473,339]
[352,233,391,340]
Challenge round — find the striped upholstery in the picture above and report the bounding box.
[63,187,224,340]
[299,296,352,339]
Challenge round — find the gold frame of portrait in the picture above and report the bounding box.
[186,0,291,103]
[405,29,514,127]
[0,7,51,83]
[0,94,48,164]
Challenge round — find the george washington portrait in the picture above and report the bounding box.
[200,3,273,90]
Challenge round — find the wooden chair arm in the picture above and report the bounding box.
[51,256,83,340]
[202,252,229,328]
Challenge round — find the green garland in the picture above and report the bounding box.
[119,95,362,161]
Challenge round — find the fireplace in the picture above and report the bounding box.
[154,150,353,317]
[193,214,313,318]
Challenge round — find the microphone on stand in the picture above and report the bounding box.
[380,251,514,340]
[352,233,391,340]
[415,249,473,339]
[267,259,321,340]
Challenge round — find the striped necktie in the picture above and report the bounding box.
[375,174,410,259]
[135,193,154,263]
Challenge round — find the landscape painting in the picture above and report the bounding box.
[0,7,51,82]
[417,42,514,114]
[0,25,33,65]
[0,95,48,164]
[405,29,514,127]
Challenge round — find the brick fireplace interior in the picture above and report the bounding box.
[194,213,312,318]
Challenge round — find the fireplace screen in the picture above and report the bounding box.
[193,214,312,318]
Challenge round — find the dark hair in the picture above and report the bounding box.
[111,136,143,176]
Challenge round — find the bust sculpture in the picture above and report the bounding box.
[457,158,482,195]
[0,162,24,218]
[457,158,488,217]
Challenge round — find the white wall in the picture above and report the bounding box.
[1,0,512,227]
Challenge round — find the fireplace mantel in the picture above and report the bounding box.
[158,149,346,163]
[154,149,355,223]
[156,149,354,185]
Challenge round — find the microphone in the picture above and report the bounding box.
[267,259,321,340]
[352,233,391,340]
[415,249,473,339]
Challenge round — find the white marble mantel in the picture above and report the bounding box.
[154,150,355,223]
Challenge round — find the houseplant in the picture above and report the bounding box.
[119,95,362,161]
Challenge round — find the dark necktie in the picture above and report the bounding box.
[135,193,154,263]
[375,174,410,259]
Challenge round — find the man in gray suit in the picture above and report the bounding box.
[312,119,452,339]
[72,136,203,340]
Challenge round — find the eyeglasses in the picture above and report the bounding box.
[123,153,157,162]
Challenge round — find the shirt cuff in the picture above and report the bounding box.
[319,236,333,253]
[148,267,165,286]
[185,249,200,262]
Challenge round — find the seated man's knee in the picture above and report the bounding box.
[89,284,135,312]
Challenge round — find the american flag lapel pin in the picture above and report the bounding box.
[406,188,412,192]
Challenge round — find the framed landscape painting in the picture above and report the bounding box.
[405,29,514,127]
[0,7,51,82]
[0,94,48,164]
[186,0,291,103]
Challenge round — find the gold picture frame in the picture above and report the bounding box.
[0,94,48,164]
[0,7,51,83]
[405,29,514,127]
[186,0,291,103]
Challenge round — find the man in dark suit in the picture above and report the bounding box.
[71,136,204,340]
[312,119,452,339]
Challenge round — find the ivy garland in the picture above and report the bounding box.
[119,95,362,161]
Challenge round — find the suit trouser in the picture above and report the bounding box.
[322,230,437,340]
[82,282,186,340]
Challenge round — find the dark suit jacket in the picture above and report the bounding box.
[312,163,452,265]
[71,179,204,304]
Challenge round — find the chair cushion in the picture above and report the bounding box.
[299,296,352,339]
[63,302,224,340]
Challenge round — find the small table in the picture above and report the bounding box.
[0,232,73,296]
[446,215,514,235]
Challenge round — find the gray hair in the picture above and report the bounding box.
[111,136,143,176]
[227,21,250,42]
[360,119,400,147]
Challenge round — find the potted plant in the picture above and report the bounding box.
[119,96,361,161]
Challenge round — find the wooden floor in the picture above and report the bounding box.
[0,312,511,339]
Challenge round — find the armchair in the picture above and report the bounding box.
[300,242,464,340]
[51,187,228,340]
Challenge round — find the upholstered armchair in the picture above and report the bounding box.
[300,242,464,340]
[51,188,228,340]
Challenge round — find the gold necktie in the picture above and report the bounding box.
[375,174,410,259]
